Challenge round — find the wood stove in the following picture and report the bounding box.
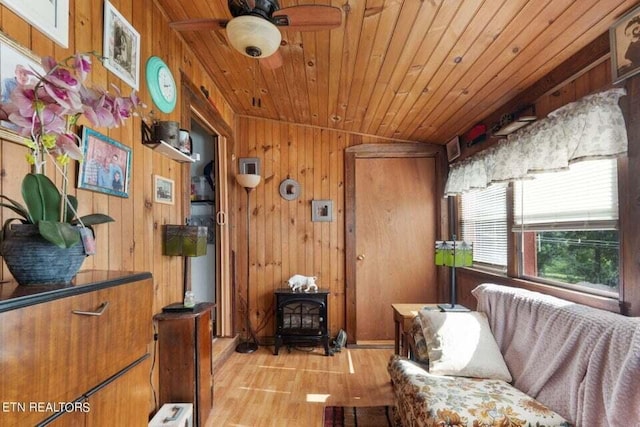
[274,288,330,356]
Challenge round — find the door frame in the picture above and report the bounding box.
[344,143,448,343]
[181,73,235,337]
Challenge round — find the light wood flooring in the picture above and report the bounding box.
[206,344,395,426]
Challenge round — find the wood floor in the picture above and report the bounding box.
[206,344,395,426]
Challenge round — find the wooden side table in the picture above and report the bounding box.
[391,303,437,356]
[154,302,215,427]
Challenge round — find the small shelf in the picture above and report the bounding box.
[191,199,214,205]
[145,140,195,163]
[141,122,193,162]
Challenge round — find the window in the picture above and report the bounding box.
[459,184,507,269]
[513,159,619,294]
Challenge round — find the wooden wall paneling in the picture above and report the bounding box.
[0,6,30,48]
[380,0,489,139]
[314,2,331,128]
[255,118,267,330]
[327,5,345,128]
[333,0,365,131]
[360,0,425,134]
[305,126,314,276]
[364,0,451,137]
[328,130,340,331]
[293,125,304,275]
[279,121,290,289]
[0,142,30,278]
[422,0,629,143]
[313,127,322,282]
[410,0,570,142]
[269,120,282,336]
[342,0,382,131]
[263,120,275,333]
[349,0,403,133]
[302,30,320,127]
[621,76,640,316]
[391,0,525,140]
[320,129,330,302]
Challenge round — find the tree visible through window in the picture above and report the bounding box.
[514,159,619,294]
[525,230,619,291]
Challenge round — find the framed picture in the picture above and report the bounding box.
[103,0,140,90]
[77,127,132,198]
[611,4,640,83]
[0,32,44,143]
[311,200,333,222]
[0,0,69,48]
[154,175,175,205]
[446,136,461,162]
[239,157,261,175]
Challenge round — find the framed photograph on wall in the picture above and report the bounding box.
[0,0,69,48]
[103,0,140,90]
[239,157,261,175]
[77,127,132,198]
[611,4,640,83]
[0,33,44,143]
[446,136,461,162]
[154,175,175,205]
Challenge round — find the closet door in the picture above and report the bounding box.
[215,135,232,337]
[354,156,437,343]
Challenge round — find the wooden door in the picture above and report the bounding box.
[353,156,438,343]
[215,135,232,337]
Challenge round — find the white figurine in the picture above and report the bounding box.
[286,274,318,292]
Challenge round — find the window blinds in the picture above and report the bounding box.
[460,184,507,267]
[513,159,618,231]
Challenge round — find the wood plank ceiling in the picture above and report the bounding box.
[155,0,639,144]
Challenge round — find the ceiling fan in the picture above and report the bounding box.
[170,0,342,69]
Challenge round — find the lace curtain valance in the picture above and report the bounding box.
[444,88,628,196]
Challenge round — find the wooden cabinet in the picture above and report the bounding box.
[0,270,153,427]
[155,303,214,427]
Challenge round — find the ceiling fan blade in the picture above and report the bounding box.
[272,5,342,31]
[170,18,228,31]
[259,49,283,69]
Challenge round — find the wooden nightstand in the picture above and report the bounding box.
[155,302,215,427]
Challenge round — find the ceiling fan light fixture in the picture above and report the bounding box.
[226,15,282,58]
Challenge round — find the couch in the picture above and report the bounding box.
[387,283,640,427]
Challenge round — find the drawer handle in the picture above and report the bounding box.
[72,301,109,316]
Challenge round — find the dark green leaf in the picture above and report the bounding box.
[21,174,62,222]
[38,221,80,248]
[73,213,115,226]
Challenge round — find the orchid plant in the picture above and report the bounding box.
[0,52,145,248]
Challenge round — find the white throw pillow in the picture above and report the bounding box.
[418,310,512,382]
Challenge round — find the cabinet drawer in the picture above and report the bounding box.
[0,278,152,426]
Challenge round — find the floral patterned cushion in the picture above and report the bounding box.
[388,355,571,427]
[410,316,429,365]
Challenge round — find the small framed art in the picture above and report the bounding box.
[611,4,640,83]
[239,157,260,175]
[77,127,131,198]
[0,33,44,143]
[154,175,175,205]
[103,0,140,90]
[311,200,333,222]
[446,136,461,162]
[0,0,69,48]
